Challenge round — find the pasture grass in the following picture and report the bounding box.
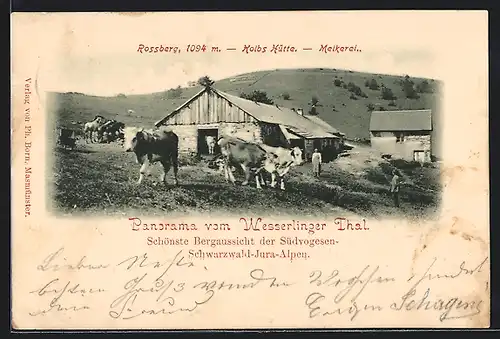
[51,141,441,219]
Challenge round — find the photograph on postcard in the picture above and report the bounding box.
[11,11,489,330]
[46,42,442,219]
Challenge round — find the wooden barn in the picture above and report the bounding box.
[369,109,433,162]
[154,86,344,161]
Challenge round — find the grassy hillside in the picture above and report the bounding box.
[49,68,441,140]
[52,141,440,218]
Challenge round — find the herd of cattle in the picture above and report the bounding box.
[83,115,126,143]
[60,115,306,191]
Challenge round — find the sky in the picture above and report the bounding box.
[12,11,487,96]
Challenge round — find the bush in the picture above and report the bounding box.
[379,162,395,176]
[389,159,422,173]
[117,93,126,98]
[334,79,342,87]
[347,82,367,97]
[381,87,396,100]
[416,79,433,93]
[365,168,390,185]
[282,92,291,100]
[197,75,215,87]
[240,90,274,105]
[166,86,183,99]
[309,106,319,115]
[368,79,380,90]
[401,75,420,99]
[367,103,375,111]
[350,94,358,100]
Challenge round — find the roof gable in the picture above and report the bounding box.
[370,109,432,131]
[154,87,206,126]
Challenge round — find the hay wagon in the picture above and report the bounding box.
[57,128,78,150]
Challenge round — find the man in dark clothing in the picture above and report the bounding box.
[390,169,401,207]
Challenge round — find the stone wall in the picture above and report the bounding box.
[371,134,432,162]
[219,122,263,143]
[168,125,198,154]
[169,122,263,155]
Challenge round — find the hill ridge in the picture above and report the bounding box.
[50,67,441,140]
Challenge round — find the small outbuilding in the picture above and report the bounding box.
[369,109,433,162]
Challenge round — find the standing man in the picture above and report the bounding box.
[390,169,401,207]
[312,148,322,177]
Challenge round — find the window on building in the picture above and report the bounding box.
[413,150,426,162]
[395,132,405,143]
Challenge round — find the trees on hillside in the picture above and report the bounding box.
[381,87,396,100]
[365,78,380,90]
[347,82,368,98]
[416,79,433,93]
[401,75,419,99]
[308,96,320,115]
[197,75,215,88]
[165,85,182,99]
[240,90,274,105]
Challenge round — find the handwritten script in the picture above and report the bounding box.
[25,247,488,325]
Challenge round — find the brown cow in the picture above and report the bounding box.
[123,126,179,186]
[217,136,303,190]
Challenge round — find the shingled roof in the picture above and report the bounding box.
[303,114,345,136]
[156,87,340,139]
[370,109,432,132]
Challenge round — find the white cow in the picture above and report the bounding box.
[259,144,304,190]
[83,116,107,143]
[206,135,216,155]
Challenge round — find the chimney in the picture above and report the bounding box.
[297,108,304,116]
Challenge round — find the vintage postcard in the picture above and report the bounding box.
[11,11,489,329]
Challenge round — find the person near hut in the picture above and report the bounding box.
[390,169,401,207]
[312,148,322,177]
